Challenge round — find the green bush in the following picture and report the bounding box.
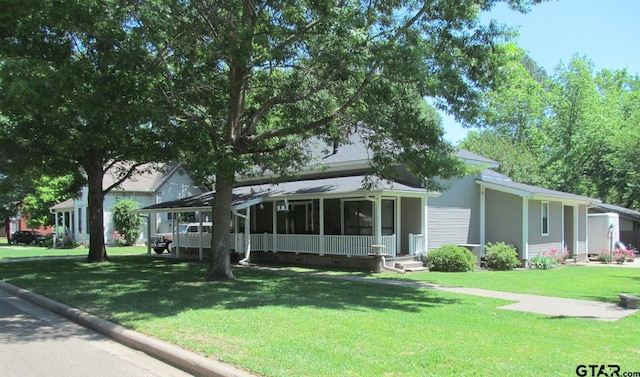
[424,245,475,272]
[484,242,520,271]
[529,254,557,270]
[111,199,141,246]
[597,251,612,264]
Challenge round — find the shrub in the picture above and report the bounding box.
[529,254,557,270]
[61,236,78,249]
[529,247,569,270]
[424,245,475,272]
[598,250,612,264]
[484,242,520,271]
[111,199,141,246]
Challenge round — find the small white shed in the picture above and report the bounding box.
[587,212,619,255]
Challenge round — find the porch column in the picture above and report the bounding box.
[174,212,180,259]
[395,197,401,255]
[244,207,251,261]
[74,207,79,240]
[272,202,277,252]
[198,217,203,261]
[70,211,75,237]
[233,211,239,253]
[579,205,587,262]
[319,198,325,256]
[421,197,428,253]
[147,214,152,255]
[375,195,382,245]
[572,206,579,258]
[522,197,529,265]
[480,187,486,252]
[53,211,59,249]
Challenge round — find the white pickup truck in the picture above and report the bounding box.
[150,222,212,254]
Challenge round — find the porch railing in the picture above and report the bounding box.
[248,233,396,257]
[409,233,425,256]
[173,233,212,249]
[174,232,397,257]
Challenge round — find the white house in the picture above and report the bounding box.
[50,164,203,245]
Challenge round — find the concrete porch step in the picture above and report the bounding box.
[390,260,427,272]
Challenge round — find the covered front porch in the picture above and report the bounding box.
[141,175,435,267]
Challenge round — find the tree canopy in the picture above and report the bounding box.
[136,0,543,280]
[462,53,640,210]
[0,0,175,261]
[1,0,544,277]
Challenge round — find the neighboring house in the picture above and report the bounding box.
[3,213,53,239]
[589,203,640,250]
[141,136,601,267]
[50,164,203,245]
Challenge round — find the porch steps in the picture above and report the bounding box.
[386,256,428,272]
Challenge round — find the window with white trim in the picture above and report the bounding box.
[541,201,549,236]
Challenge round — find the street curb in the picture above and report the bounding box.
[0,281,256,377]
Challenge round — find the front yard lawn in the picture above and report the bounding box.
[0,243,149,260]
[0,257,638,376]
[382,265,640,303]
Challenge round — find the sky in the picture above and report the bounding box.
[442,0,640,144]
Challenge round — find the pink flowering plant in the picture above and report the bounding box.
[530,247,570,270]
[599,248,635,264]
[614,248,635,264]
[112,230,127,246]
[544,247,569,263]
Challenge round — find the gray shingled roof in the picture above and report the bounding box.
[478,176,600,204]
[593,203,640,222]
[104,163,180,192]
[301,134,497,168]
[142,175,431,212]
[50,198,74,210]
[456,150,499,166]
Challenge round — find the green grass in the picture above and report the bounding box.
[0,242,149,260]
[272,263,640,303]
[374,265,640,303]
[0,256,638,376]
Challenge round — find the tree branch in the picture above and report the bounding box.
[249,2,431,144]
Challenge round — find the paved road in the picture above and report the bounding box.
[0,288,192,377]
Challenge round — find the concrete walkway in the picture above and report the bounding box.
[268,268,639,322]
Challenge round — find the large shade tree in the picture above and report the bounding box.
[136,0,543,280]
[460,46,549,185]
[0,0,173,261]
[462,54,640,210]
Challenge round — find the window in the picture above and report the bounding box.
[381,199,395,235]
[343,200,373,235]
[541,201,549,236]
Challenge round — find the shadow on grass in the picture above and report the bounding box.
[0,256,461,324]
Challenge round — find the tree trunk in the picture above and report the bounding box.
[206,175,235,280]
[86,164,108,263]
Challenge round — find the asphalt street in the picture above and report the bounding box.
[0,288,192,377]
